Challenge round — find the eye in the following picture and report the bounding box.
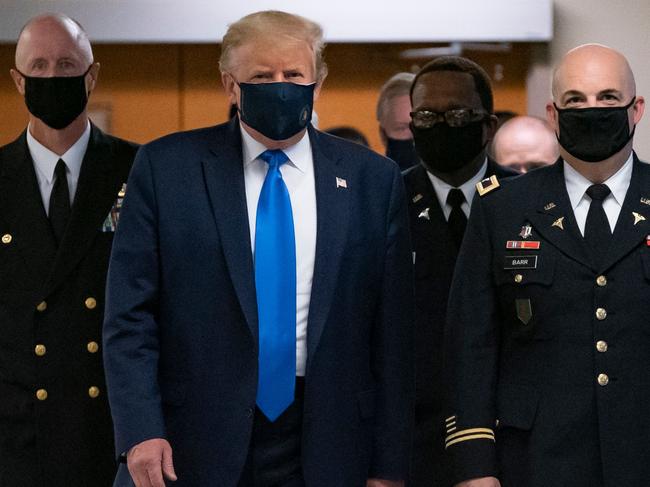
[285,71,304,79]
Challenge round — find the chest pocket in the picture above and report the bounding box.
[494,254,556,341]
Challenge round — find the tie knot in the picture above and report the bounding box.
[586,184,611,202]
[260,150,289,168]
[55,159,67,178]
[447,188,465,208]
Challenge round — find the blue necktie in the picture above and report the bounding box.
[255,149,296,421]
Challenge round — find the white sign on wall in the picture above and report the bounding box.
[0,0,552,43]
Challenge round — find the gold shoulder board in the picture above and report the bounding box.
[476,175,500,197]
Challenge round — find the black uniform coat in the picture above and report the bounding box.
[0,125,137,487]
[445,156,650,487]
[402,159,516,487]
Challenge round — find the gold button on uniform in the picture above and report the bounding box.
[36,301,47,312]
[596,275,607,287]
[596,308,607,321]
[36,389,48,401]
[598,373,609,386]
[514,274,523,283]
[596,340,608,353]
[88,386,100,398]
[84,297,97,310]
[87,341,99,353]
[34,344,46,356]
[1,234,12,244]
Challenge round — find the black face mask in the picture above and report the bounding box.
[385,136,418,171]
[19,66,92,130]
[411,121,486,173]
[554,98,636,162]
[238,81,315,141]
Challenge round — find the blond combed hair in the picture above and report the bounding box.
[219,10,328,82]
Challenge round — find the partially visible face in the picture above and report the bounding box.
[11,17,97,95]
[380,94,412,141]
[546,46,644,135]
[410,70,495,143]
[494,126,558,173]
[222,36,321,108]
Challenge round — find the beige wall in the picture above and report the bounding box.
[527,0,650,160]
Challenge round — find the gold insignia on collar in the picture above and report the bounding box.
[412,193,423,203]
[552,217,565,230]
[544,202,556,211]
[641,198,650,206]
[633,212,646,226]
[476,175,500,197]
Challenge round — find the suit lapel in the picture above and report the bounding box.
[44,125,122,296]
[525,161,595,271]
[408,165,448,248]
[201,120,258,344]
[306,128,350,368]
[0,132,57,283]
[600,156,650,271]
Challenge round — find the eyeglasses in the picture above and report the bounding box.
[410,109,489,129]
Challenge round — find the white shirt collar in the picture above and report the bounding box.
[240,124,310,173]
[27,121,91,183]
[564,153,633,210]
[427,157,489,213]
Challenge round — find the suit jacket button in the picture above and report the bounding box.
[36,389,48,401]
[595,308,607,321]
[36,301,47,312]
[1,234,12,244]
[35,344,47,356]
[88,386,100,398]
[85,297,97,310]
[87,341,100,353]
[596,275,607,287]
[597,373,609,386]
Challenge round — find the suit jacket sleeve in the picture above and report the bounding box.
[444,191,499,483]
[103,145,166,457]
[370,166,416,480]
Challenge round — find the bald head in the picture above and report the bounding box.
[493,116,559,173]
[15,13,93,76]
[552,44,635,104]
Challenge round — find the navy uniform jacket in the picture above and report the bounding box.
[444,156,650,487]
[0,125,137,487]
[403,159,516,487]
[103,118,415,487]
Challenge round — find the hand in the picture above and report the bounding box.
[367,479,404,487]
[455,477,501,487]
[127,438,177,487]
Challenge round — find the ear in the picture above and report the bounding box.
[546,101,559,133]
[631,96,645,125]
[484,114,498,142]
[221,72,239,106]
[378,126,388,147]
[86,62,100,94]
[9,68,25,95]
[313,78,324,102]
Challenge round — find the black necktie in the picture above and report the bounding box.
[447,188,467,249]
[584,184,612,264]
[49,159,71,245]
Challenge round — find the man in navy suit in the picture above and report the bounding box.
[103,10,414,487]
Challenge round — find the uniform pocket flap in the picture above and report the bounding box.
[496,383,539,431]
[494,254,556,286]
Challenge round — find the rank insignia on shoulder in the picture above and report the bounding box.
[476,175,500,196]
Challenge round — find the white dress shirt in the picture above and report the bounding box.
[427,158,488,220]
[27,121,90,215]
[241,126,317,377]
[564,153,633,236]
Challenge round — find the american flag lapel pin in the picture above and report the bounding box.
[336,177,347,189]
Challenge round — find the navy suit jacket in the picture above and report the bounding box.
[103,118,415,487]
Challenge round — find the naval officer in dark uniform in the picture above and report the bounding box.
[0,14,137,486]
[402,56,516,487]
[444,44,647,487]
